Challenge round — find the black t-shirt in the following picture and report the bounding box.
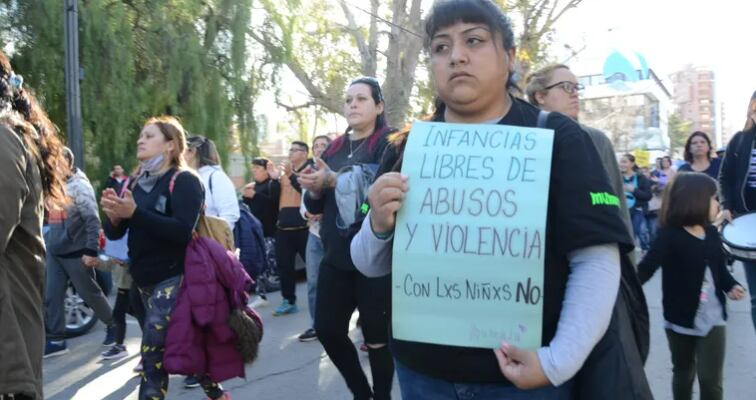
[385,98,633,383]
[103,168,204,287]
[678,157,721,180]
[305,129,391,271]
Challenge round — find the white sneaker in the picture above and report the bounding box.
[250,294,270,308]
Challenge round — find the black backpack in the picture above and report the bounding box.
[233,201,268,281]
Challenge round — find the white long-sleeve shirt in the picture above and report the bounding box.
[198,165,240,230]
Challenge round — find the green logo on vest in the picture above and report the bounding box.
[590,192,620,207]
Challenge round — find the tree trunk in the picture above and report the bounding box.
[382,0,424,128]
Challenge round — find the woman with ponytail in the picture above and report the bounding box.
[350,1,649,398]
[101,116,229,400]
[298,77,395,400]
[0,50,68,400]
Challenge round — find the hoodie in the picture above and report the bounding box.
[45,168,101,257]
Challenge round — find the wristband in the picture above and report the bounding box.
[370,216,394,240]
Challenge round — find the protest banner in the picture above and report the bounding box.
[392,121,554,349]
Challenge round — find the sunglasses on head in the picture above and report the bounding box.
[350,76,384,102]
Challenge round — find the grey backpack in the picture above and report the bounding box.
[334,163,379,237]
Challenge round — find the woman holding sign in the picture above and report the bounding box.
[351,0,647,398]
[298,77,395,400]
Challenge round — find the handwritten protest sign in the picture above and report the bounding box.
[392,121,555,349]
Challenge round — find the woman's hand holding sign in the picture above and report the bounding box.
[494,341,550,389]
[368,172,409,235]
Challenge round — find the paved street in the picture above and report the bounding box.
[642,260,756,399]
[43,262,755,399]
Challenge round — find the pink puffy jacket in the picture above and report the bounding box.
[164,236,252,382]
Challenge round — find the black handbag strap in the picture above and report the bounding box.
[536,110,550,129]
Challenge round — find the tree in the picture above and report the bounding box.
[668,113,692,157]
[503,0,585,81]
[251,0,584,130]
[0,0,261,187]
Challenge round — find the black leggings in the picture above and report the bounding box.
[314,264,394,400]
[112,286,146,345]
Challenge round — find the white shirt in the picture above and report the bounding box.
[198,165,240,230]
[300,189,321,238]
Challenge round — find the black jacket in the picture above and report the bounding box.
[719,126,755,214]
[243,178,280,237]
[624,172,653,213]
[638,225,739,328]
[104,175,129,194]
[305,130,391,271]
[104,168,204,287]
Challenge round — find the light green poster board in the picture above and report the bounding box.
[392,121,555,350]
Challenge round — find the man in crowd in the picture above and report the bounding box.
[270,141,312,316]
[104,164,128,194]
[298,135,331,342]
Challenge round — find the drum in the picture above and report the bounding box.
[721,212,756,262]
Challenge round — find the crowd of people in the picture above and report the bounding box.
[1,1,756,400]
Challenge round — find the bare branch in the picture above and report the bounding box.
[275,100,318,112]
[538,0,582,37]
[339,0,373,75]
[249,28,340,114]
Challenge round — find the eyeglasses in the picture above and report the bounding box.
[544,81,584,95]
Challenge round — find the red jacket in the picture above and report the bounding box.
[164,236,252,382]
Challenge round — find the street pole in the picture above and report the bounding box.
[64,0,84,170]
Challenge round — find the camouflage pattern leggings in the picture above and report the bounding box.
[138,275,224,400]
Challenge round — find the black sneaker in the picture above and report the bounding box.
[298,328,318,342]
[184,375,201,388]
[101,344,128,360]
[103,324,116,346]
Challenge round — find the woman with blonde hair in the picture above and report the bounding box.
[102,116,229,400]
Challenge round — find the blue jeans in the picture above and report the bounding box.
[744,261,756,334]
[305,232,324,328]
[645,214,658,244]
[630,209,650,250]
[395,360,572,400]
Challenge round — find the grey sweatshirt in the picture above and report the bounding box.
[350,212,619,386]
[45,168,101,257]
